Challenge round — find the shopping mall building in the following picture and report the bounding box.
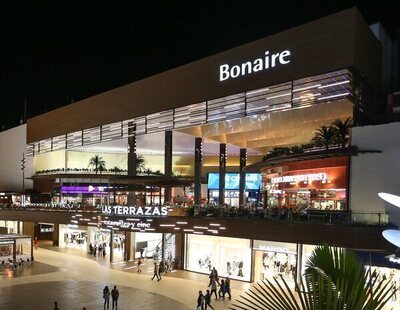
[1,8,400,283]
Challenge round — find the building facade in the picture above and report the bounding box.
[0,8,399,282]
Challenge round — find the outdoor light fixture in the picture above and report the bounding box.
[382,230,400,248]
[379,193,400,255]
[378,192,400,208]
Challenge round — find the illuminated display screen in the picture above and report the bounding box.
[60,185,107,194]
[207,173,261,190]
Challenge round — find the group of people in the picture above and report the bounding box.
[89,242,107,257]
[196,267,232,310]
[151,261,166,281]
[102,285,120,309]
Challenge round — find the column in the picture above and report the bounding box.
[110,229,114,263]
[219,143,226,205]
[164,131,173,203]
[127,123,137,205]
[161,233,166,260]
[52,224,59,247]
[23,222,35,238]
[174,233,185,270]
[17,221,21,234]
[239,148,247,207]
[127,123,137,176]
[124,231,132,261]
[13,239,16,264]
[194,137,202,205]
[30,237,34,261]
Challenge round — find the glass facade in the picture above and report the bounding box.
[185,234,252,281]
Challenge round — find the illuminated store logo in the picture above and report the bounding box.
[102,220,152,230]
[0,240,13,245]
[219,49,291,82]
[271,173,327,184]
[101,205,168,216]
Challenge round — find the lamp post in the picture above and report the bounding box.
[21,153,26,207]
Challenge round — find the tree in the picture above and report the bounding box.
[88,155,106,174]
[136,154,146,174]
[332,117,353,148]
[230,245,394,310]
[311,125,336,150]
[144,168,153,176]
[111,166,121,174]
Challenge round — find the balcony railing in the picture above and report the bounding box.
[0,203,389,226]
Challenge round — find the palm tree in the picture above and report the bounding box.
[136,154,146,174]
[144,168,153,176]
[311,125,336,150]
[332,117,353,148]
[111,166,121,174]
[230,245,394,310]
[88,155,106,174]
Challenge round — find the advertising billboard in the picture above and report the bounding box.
[207,173,261,190]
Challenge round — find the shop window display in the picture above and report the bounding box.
[15,238,31,261]
[253,240,297,285]
[186,234,251,281]
[59,225,88,250]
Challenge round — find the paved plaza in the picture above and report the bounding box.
[0,246,246,309]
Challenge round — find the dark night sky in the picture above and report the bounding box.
[0,0,399,130]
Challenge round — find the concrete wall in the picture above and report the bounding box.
[0,125,34,191]
[350,122,400,224]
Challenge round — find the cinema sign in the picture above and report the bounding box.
[101,205,168,216]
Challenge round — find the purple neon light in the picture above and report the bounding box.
[60,185,107,194]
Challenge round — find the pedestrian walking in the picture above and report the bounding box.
[158,260,164,280]
[205,290,215,309]
[151,262,161,281]
[218,279,226,300]
[111,285,119,309]
[208,267,218,286]
[94,245,97,257]
[210,278,218,300]
[225,277,232,300]
[137,257,142,273]
[103,285,110,309]
[197,290,205,310]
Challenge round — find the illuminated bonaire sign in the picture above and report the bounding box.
[271,173,327,184]
[219,49,291,82]
[101,205,168,216]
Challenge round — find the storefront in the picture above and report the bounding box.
[59,224,88,250]
[0,221,22,234]
[135,232,162,258]
[59,184,110,207]
[185,234,252,281]
[253,240,298,284]
[264,157,349,211]
[0,192,30,206]
[207,173,261,206]
[0,234,33,262]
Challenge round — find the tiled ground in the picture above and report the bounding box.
[0,246,239,310]
[0,281,188,310]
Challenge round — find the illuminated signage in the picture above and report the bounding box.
[102,220,152,230]
[0,240,14,245]
[101,205,168,216]
[219,49,291,82]
[60,185,107,194]
[271,173,327,184]
[208,173,261,190]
